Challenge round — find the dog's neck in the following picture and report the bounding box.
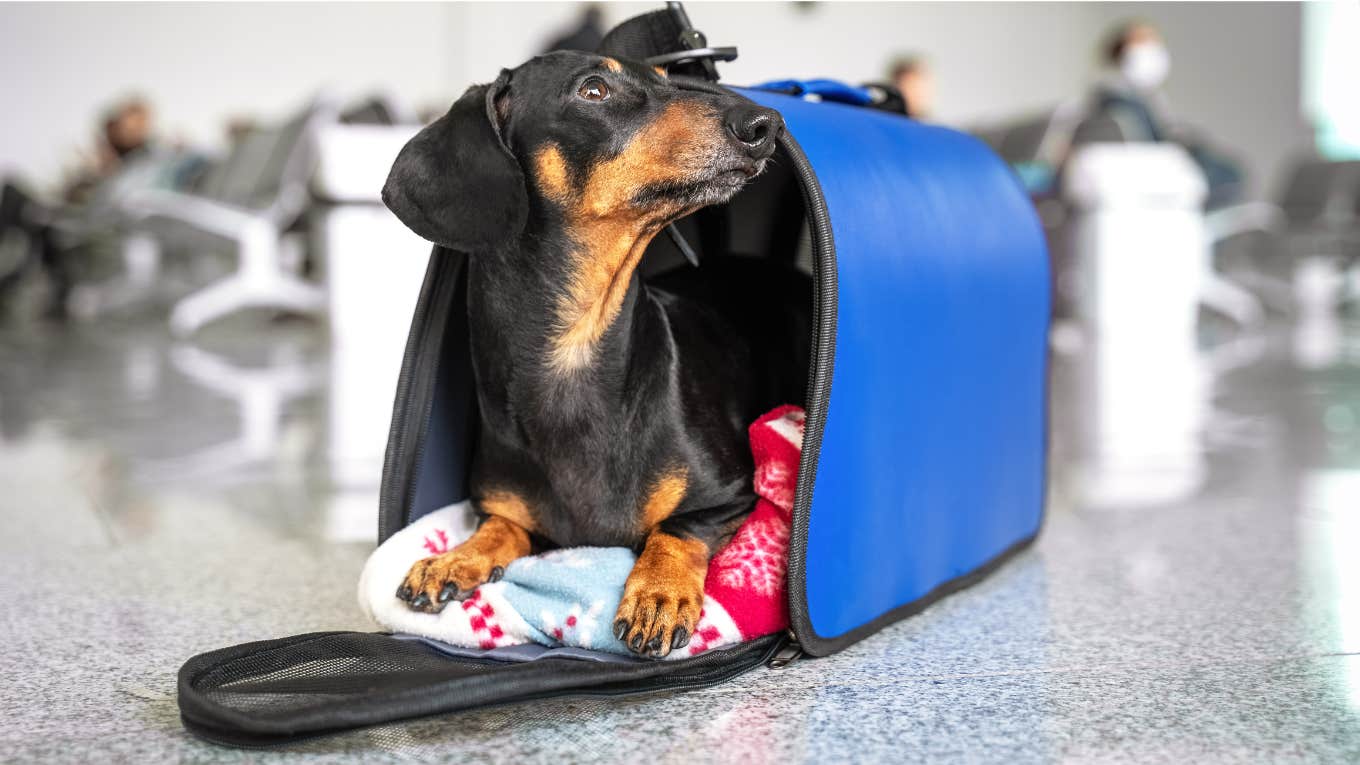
[542,216,664,376]
[465,214,669,429]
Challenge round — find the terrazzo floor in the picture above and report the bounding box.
[2,314,1360,763]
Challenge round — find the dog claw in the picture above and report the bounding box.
[489,566,505,583]
[396,584,413,601]
[671,627,689,650]
[645,635,664,655]
[411,593,432,609]
[614,620,629,641]
[438,583,456,603]
[630,633,644,651]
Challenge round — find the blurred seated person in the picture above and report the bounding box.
[1,97,205,319]
[0,179,69,319]
[864,55,935,119]
[57,98,152,205]
[1074,21,1244,208]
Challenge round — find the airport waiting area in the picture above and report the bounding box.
[2,2,1360,762]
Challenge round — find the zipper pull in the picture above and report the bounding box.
[766,630,804,669]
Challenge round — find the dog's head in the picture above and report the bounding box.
[382,51,783,253]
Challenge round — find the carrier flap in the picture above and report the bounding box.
[178,631,782,747]
[378,248,479,543]
[738,89,1051,656]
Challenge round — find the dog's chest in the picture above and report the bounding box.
[474,432,657,549]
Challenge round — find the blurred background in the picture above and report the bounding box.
[1,2,1338,192]
[3,2,1360,760]
[6,0,1353,509]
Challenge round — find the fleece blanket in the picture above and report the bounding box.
[359,406,803,660]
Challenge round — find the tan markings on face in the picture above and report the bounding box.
[478,489,538,534]
[602,57,623,73]
[546,101,727,375]
[641,467,689,530]
[533,144,571,204]
[653,65,668,78]
[578,101,721,217]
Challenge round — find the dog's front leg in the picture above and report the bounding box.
[614,498,755,658]
[397,516,532,613]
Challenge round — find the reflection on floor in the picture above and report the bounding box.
[2,313,1360,763]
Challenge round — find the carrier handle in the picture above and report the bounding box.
[600,2,736,83]
[645,46,739,70]
[752,79,876,108]
[653,1,728,81]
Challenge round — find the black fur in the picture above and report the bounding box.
[383,70,527,253]
[385,52,810,653]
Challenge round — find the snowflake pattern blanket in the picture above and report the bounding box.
[358,406,803,660]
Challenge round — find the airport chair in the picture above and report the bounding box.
[1210,158,1360,314]
[123,97,339,336]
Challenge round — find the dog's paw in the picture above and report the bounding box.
[613,583,702,659]
[395,551,506,614]
[613,534,708,658]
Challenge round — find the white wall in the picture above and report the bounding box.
[0,2,451,187]
[622,2,1102,125]
[450,2,1105,128]
[0,1,1307,198]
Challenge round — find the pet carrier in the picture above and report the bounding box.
[176,4,1050,746]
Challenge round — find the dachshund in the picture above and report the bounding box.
[383,51,810,658]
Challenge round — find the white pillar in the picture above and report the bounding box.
[1063,144,1210,507]
[315,124,430,541]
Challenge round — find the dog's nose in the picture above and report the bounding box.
[725,105,783,160]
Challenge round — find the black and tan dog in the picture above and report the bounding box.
[383,51,810,658]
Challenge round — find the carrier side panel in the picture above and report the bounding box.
[741,89,1051,652]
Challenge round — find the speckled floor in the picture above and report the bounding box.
[2,313,1360,763]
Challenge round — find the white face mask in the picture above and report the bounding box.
[1121,42,1170,90]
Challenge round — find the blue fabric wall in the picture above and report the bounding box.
[740,89,1051,642]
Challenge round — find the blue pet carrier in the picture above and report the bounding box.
[176,6,1049,745]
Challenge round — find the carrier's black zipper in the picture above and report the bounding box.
[771,129,838,657]
[766,630,804,669]
[562,632,787,698]
[179,634,787,749]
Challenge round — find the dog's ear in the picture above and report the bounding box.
[382,70,526,252]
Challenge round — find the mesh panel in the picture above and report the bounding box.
[178,631,779,747]
[192,634,485,716]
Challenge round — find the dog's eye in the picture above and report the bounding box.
[578,77,610,102]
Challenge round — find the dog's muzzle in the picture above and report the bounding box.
[724,104,783,161]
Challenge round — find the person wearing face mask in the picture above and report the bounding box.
[1075,21,1244,208]
[1097,22,1173,141]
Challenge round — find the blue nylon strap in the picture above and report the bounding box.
[751,79,875,107]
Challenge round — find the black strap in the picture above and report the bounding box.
[598,2,735,82]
